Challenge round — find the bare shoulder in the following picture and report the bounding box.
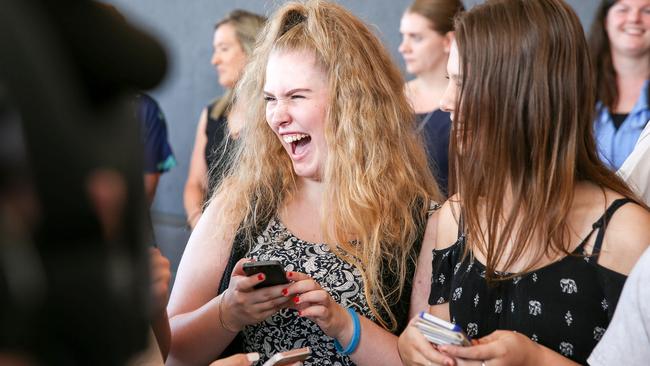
[167,191,238,316]
[598,190,650,275]
[434,196,462,251]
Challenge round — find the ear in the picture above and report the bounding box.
[443,31,455,54]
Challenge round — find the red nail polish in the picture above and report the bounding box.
[282,289,288,296]
[293,296,300,304]
[287,271,293,278]
[257,274,265,281]
[298,310,302,316]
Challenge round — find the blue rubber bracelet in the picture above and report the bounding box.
[334,308,361,355]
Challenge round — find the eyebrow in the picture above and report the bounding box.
[263,88,313,97]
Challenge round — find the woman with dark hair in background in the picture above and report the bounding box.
[167,1,440,364]
[398,0,650,365]
[184,10,266,229]
[590,0,650,170]
[399,0,464,196]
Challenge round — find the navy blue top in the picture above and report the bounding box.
[416,109,451,196]
[136,93,176,174]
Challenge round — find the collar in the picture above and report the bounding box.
[596,79,650,128]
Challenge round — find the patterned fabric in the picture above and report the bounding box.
[243,218,372,365]
[429,199,631,365]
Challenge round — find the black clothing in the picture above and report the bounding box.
[416,110,451,196]
[218,201,432,361]
[611,113,629,131]
[429,199,631,365]
[205,101,234,198]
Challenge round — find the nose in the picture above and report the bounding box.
[627,8,642,22]
[211,51,220,66]
[439,83,456,115]
[269,99,292,128]
[398,37,409,55]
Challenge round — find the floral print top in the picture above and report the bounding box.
[429,199,631,365]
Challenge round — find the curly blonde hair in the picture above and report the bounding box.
[213,0,439,331]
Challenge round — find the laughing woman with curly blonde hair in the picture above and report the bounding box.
[167,1,441,365]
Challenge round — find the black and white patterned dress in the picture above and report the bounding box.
[429,199,631,365]
[242,217,373,365]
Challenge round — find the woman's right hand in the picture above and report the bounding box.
[398,317,457,366]
[220,258,293,331]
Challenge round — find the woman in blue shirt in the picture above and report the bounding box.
[590,0,650,170]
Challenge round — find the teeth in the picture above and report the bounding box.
[623,28,644,35]
[282,133,309,143]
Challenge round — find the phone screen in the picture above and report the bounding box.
[242,260,289,289]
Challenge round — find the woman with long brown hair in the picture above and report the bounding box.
[590,0,650,171]
[398,0,650,365]
[167,1,439,365]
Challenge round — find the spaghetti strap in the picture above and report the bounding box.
[591,198,633,257]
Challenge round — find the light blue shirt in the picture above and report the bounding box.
[593,80,650,170]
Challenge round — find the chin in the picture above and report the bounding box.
[219,77,234,89]
[292,166,320,181]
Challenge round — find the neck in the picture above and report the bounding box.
[295,177,325,205]
[612,52,650,79]
[414,63,448,91]
[407,64,449,113]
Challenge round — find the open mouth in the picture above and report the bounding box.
[283,133,312,155]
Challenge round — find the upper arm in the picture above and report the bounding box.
[435,198,461,251]
[167,193,236,317]
[410,199,461,317]
[410,209,439,317]
[598,202,650,275]
[185,109,209,189]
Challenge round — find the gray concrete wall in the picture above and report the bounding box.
[103,0,599,280]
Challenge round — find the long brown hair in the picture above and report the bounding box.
[452,0,636,279]
[406,0,465,35]
[215,0,439,330]
[588,0,619,111]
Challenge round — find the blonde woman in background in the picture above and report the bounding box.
[184,10,265,229]
[167,1,440,365]
[399,0,464,196]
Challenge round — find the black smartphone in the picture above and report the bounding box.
[242,260,289,289]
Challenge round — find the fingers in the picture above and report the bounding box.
[231,257,254,277]
[437,343,494,361]
[283,274,322,298]
[290,289,329,307]
[407,327,455,366]
[209,352,260,366]
[285,270,309,281]
[399,319,457,366]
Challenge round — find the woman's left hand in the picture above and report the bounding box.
[282,271,352,342]
[437,330,540,366]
